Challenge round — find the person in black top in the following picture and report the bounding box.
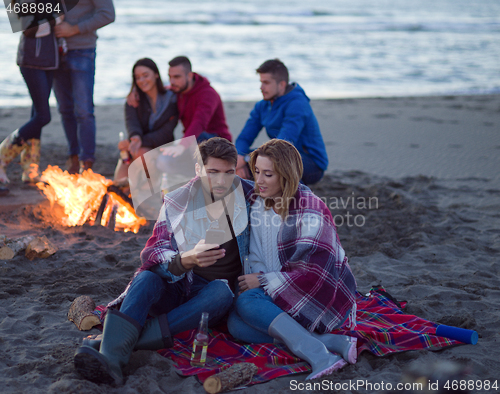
[113,58,178,183]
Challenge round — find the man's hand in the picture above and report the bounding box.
[128,136,142,157]
[126,87,140,108]
[236,154,251,179]
[55,21,80,38]
[161,144,185,158]
[180,240,225,270]
[238,273,261,294]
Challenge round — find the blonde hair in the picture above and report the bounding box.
[249,139,303,220]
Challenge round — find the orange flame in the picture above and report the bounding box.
[37,165,146,233]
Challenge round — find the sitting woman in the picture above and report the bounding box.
[228,139,358,380]
[114,58,178,183]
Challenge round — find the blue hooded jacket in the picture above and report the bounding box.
[235,83,328,171]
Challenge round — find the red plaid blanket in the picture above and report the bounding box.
[153,286,462,385]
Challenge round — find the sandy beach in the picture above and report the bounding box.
[0,95,499,393]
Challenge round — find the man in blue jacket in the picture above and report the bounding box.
[235,59,328,185]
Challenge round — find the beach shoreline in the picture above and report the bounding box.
[1,93,499,185]
[0,94,499,393]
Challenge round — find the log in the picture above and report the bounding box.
[0,246,15,260]
[107,204,118,230]
[203,363,259,394]
[94,193,109,226]
[25,236,58,260]
[68,295,101,331]
[0,235,35,260]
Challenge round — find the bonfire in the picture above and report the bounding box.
[37,165,146,233]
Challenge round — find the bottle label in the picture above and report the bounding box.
[200,344,207,363]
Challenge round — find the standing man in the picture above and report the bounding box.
[161,56,232,158]
[53,0,115,174]
[235,59,329,185]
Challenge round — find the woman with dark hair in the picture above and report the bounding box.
[0,0,62,196]
[114,58,178,183]
[228,139,358,380]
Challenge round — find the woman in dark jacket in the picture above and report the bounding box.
[114,58,178,183]
[0,0,61,195]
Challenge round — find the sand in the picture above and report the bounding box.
[0,95,499,393]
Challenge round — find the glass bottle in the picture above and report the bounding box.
[118,132,131,164]
[161,173,169,201]
[190,312,209,367]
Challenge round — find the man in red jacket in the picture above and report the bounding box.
[163,56,232,158]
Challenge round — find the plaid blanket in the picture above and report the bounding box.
[152,286,462,385]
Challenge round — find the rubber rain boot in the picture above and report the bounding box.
[20,138,41,183]
[82,314,173,351]
[73,309,141,386]
[0,129,26,183]
[311,332,357,364]
[268,313,347,380]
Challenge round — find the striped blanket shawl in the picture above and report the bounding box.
[258,185,357,333]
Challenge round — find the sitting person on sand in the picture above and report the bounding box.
[114,58,178,184]
[235,59,329,185]
[228,139,357,380]
[74,138,254,386]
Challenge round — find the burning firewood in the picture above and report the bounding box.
[68,295,101,331]
[37,165,147,233]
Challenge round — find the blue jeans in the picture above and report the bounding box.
[119,270,234,334]
[18,67,53,141]
[53,48,96,162]
[227,288,284,343]
[301,153,324,185]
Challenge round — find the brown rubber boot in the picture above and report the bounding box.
[79,160,93,174]
[66,155,80,174]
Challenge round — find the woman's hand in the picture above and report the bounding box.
[118,139,130,151]
[238,273,261,294]
[129,136,142,158]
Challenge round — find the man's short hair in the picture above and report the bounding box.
[196,137,238,166]
[256,59,289,84]
[169,56,192,73]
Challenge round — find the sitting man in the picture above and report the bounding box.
[235,59,329,185]
[73,137,254,386]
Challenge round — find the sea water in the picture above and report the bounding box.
[0,0,499,107]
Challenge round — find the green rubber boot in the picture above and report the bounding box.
[74,309,141,386]
[82,313,173,352]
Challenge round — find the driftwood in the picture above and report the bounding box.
[0,235,35,260]
[25,236,57,260]
[68,295,101,331]
[203,363,259,394]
